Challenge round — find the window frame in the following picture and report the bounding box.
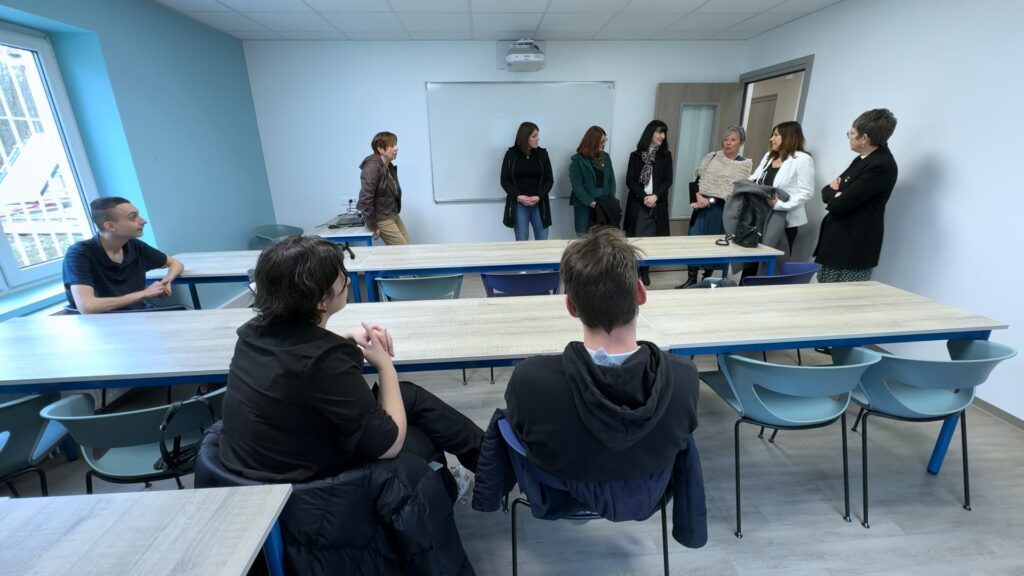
[0,22,99,291]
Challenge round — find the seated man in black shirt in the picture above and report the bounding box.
[62,197,183,313]
[219,235,483,493]
[504,227,700,500]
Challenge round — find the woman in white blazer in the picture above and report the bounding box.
[748,121,814,255]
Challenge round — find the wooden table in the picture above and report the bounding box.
[0,485,291,576]
[152,246,373,307]
[359,236,782,301]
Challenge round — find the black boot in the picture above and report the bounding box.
[639,267,651,287]
[676,268,699,289]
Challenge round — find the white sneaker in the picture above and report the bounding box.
[450,464,474,504]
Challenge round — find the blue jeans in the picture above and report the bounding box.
[513,203,548,241]
[573,205,591,236]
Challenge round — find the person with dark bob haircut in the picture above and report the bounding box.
[501,121,554,240]
[624,120,673,286]
[357,130,409,245]
[569,125,616,235]
[498,227,701,513]
[219,235,483,500]
[814,108,898,282]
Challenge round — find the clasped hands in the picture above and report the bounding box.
[517,195,540,206]
[345,322,396,368]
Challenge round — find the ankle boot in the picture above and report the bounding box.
[639,267,651,286]
[676,268,699,289]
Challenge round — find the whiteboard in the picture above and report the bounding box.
[425,82,615,203]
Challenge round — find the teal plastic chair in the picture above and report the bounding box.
[480,271,560,297]
[703,348,882,537]
[374,274,463,302]
[835,340,1016,528]
[0,393,70,497]
[253,224,304,249]
[40,388,225,494]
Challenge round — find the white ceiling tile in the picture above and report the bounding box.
[246,11,336,31]
[726,12,798,32]
[767,0,842,13]
[282,30,349,39]
[398,12,471,32]
[601,13,676,32]
[533,29,597,40]
[622,0,704,14]
[408,30,473,39]
[184,10,269,31]
[712,29,757,39]
[593,29,658,40]
[546,0,628,13]
[321,12,404,32]
[696,0,787,13]
[538,13,613,32]
[652,29,716,39]
[667,13,753,31]
[217,0,310,10]
[342,30,413,39]
[155,0,227,11]
[303,0,392,11]
[472,13,542,32]
[233,29,285,39]
[388,0,468,12]
[471,0,549,12]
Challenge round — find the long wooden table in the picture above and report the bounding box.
[345,235,781,301]
[0,485,291,576]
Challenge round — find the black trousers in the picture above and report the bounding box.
[374,380,483,472]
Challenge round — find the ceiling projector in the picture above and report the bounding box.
[505,39,544,72]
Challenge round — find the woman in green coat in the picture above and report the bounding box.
[569,125,616,235]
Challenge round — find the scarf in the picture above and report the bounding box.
[589,152,607,173]
[639,145,658,188]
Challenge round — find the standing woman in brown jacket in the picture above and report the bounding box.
[357,131,408,245]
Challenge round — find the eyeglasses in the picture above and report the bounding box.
[846,130,862,138]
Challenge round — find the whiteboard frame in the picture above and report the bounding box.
[424,81,616,204]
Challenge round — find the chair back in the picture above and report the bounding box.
[836,340,1016,419]
[0,393,63,474]
[253,224,304,249]
[713,349,881,428]
[40,388,224,451]
[740,261,821,286]
[481,271,560,297]
[375,274,463,302]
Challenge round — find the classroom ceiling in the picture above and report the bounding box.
[153,0,844,41]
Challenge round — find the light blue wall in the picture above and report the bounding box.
[0,0,275,255]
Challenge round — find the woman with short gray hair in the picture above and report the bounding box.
[678,126,753,289]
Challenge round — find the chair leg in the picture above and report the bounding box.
[758,426,765,439]
[841,412,851,522]
[462,369,468,386]
[761,351,767,362]
[861,412,870,528]
[33,468,48,497]
[961,410,972,511]
[166,386,173,404]
[4,481,19,498]
[769,429,779,444]
[86,471,94,495]
[175,476,185,490]
[851,407,865,432]
[796,349,803,365]
[490,367,495,385]
[661,496,669,576]
[511,497,529,576]
[734,419,743,538]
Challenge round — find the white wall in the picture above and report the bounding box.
[745,0,1024,418]
[244,40,745,243]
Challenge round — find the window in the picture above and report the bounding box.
[0,24,97,291]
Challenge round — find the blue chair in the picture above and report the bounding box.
[836,340,1016,528]
[40,388,224,493]
[252,224,304,249]
[480,271,560,297]
[0,393,71,497]
[375,274,468,384]
[480,271,560,383]
[498,418,672,576]
[702,348,882,537]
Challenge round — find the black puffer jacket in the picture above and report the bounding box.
[196,423,475,576]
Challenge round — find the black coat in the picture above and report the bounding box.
[196,423,475,576]
[814,146,898,269]
[624,148,673,237]
[501,147,554,229]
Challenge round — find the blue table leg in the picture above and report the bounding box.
[189,283,202,310]
[264,521,285,576]
[928,416,960,475]
[366,272,379,302]
[348,271,362,303]
[765,256,776,276]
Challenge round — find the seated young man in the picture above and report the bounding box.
[498,227,701,520]
[219,235,482,495]
[62,197,183,313]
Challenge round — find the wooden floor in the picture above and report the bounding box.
[10,271,1024,575]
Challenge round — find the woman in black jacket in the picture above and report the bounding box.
[625,120,673,285]
[814,109,898,282]
[501,122,554,241]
